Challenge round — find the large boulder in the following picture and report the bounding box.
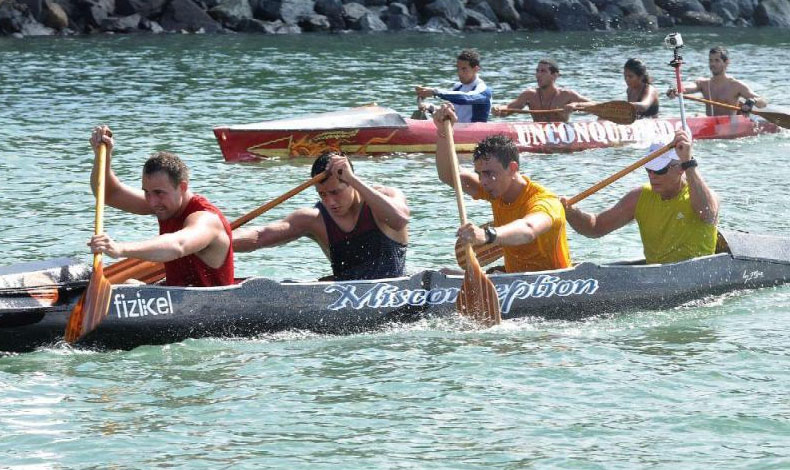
[100,12,140,31]
[468,0,499,22]
[160,0,223,32]
[314,0,345,28]
[82,0,116,26]
[115,0,168,17]
[524,0,602,30]
[300,12,331,29]
[754,0,790,26]
[710,0,739,21]
[209,0,253,27]
[615,0,647,14]
[735,0,756,17]
[488,0,520,25]
[678,9,724,24]
[654,0,705,15]
[0,0,55,35]
[621,11,658,28]
[357,9,386,29]
[382,2,416,29]
[464,7,498,29]
[254,0,315,24]
[424,0,465,28]
[42,0,68,29]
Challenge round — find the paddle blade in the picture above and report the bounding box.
[585,101,637,125]
[64,267,112,343]
[754,110,790,129]
[456,248,501,326]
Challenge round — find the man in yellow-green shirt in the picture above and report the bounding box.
[562,129,718,264]
[432,104,571,273]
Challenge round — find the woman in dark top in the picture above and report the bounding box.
[624,58,659,119]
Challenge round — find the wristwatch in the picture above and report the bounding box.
[484,226,498,244]
[681,159,698,171]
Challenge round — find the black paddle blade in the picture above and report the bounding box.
[64,270,112,343]
[456,250,502,326]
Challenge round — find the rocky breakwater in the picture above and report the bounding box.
[1,0,789,37]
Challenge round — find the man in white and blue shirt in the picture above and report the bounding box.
[416,49,492,123]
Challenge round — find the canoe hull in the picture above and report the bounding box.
[214,110,781,162]
[3,231,790,352]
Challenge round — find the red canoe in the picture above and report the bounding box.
[213,105,781,162]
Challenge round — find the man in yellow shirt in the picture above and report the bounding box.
[562,130,718,264]
[432,104,571,273]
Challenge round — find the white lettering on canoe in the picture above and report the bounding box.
[325,275,599,314]
[742,270,764,282]
[513,120,680,148]
[113,291,174,318]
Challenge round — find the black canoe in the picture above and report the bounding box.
[2,230,790,353]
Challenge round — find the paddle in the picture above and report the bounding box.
[442,119,501,326]
[64,143,113,343]
[103,170,332,286]
[497,100,637,125]
[682,94,790,129]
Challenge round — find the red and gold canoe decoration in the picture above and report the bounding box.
[213,105,782,162]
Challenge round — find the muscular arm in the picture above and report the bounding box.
[433,106,483,197]
[564,188,640,238]
[90,127,151,215]
[735,80,767,108]
[685,168,719,225]
[232,208,321,252]
[99,211,225,262]
[495,212,554,246]
[354,183,410,231]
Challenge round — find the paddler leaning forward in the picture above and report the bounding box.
[232,152,409,281]
[432,103,572,273]
[87,126,234,287]
[561,129,719,264]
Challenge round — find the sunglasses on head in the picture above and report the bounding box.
[646,163,678,175]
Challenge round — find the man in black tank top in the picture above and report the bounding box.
[233,152,410,281]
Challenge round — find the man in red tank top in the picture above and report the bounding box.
[87,125,234,287]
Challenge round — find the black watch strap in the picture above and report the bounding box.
[681,159,698,170]
[485,226,497,244]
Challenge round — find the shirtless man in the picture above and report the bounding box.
[233,152,409,281]
[492,58,590,123]
[667,46,767,116]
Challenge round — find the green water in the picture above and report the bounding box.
[1,29,789,469]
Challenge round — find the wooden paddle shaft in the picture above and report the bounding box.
[93,143,107,272]
[567,142,674,206]
[231,171,328,229]
[682,94,740,112]
[443,119,469,226]
[499,108,564,114]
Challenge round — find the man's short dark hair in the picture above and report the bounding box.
[311,150,352,181]
[143,151,189,187]
[538,58,560,74]
[457,49,481,68]
[709,46,729,61]
[473,135,519,168]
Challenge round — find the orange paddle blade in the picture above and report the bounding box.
[456,246,501,326]
[64,266,112,343]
